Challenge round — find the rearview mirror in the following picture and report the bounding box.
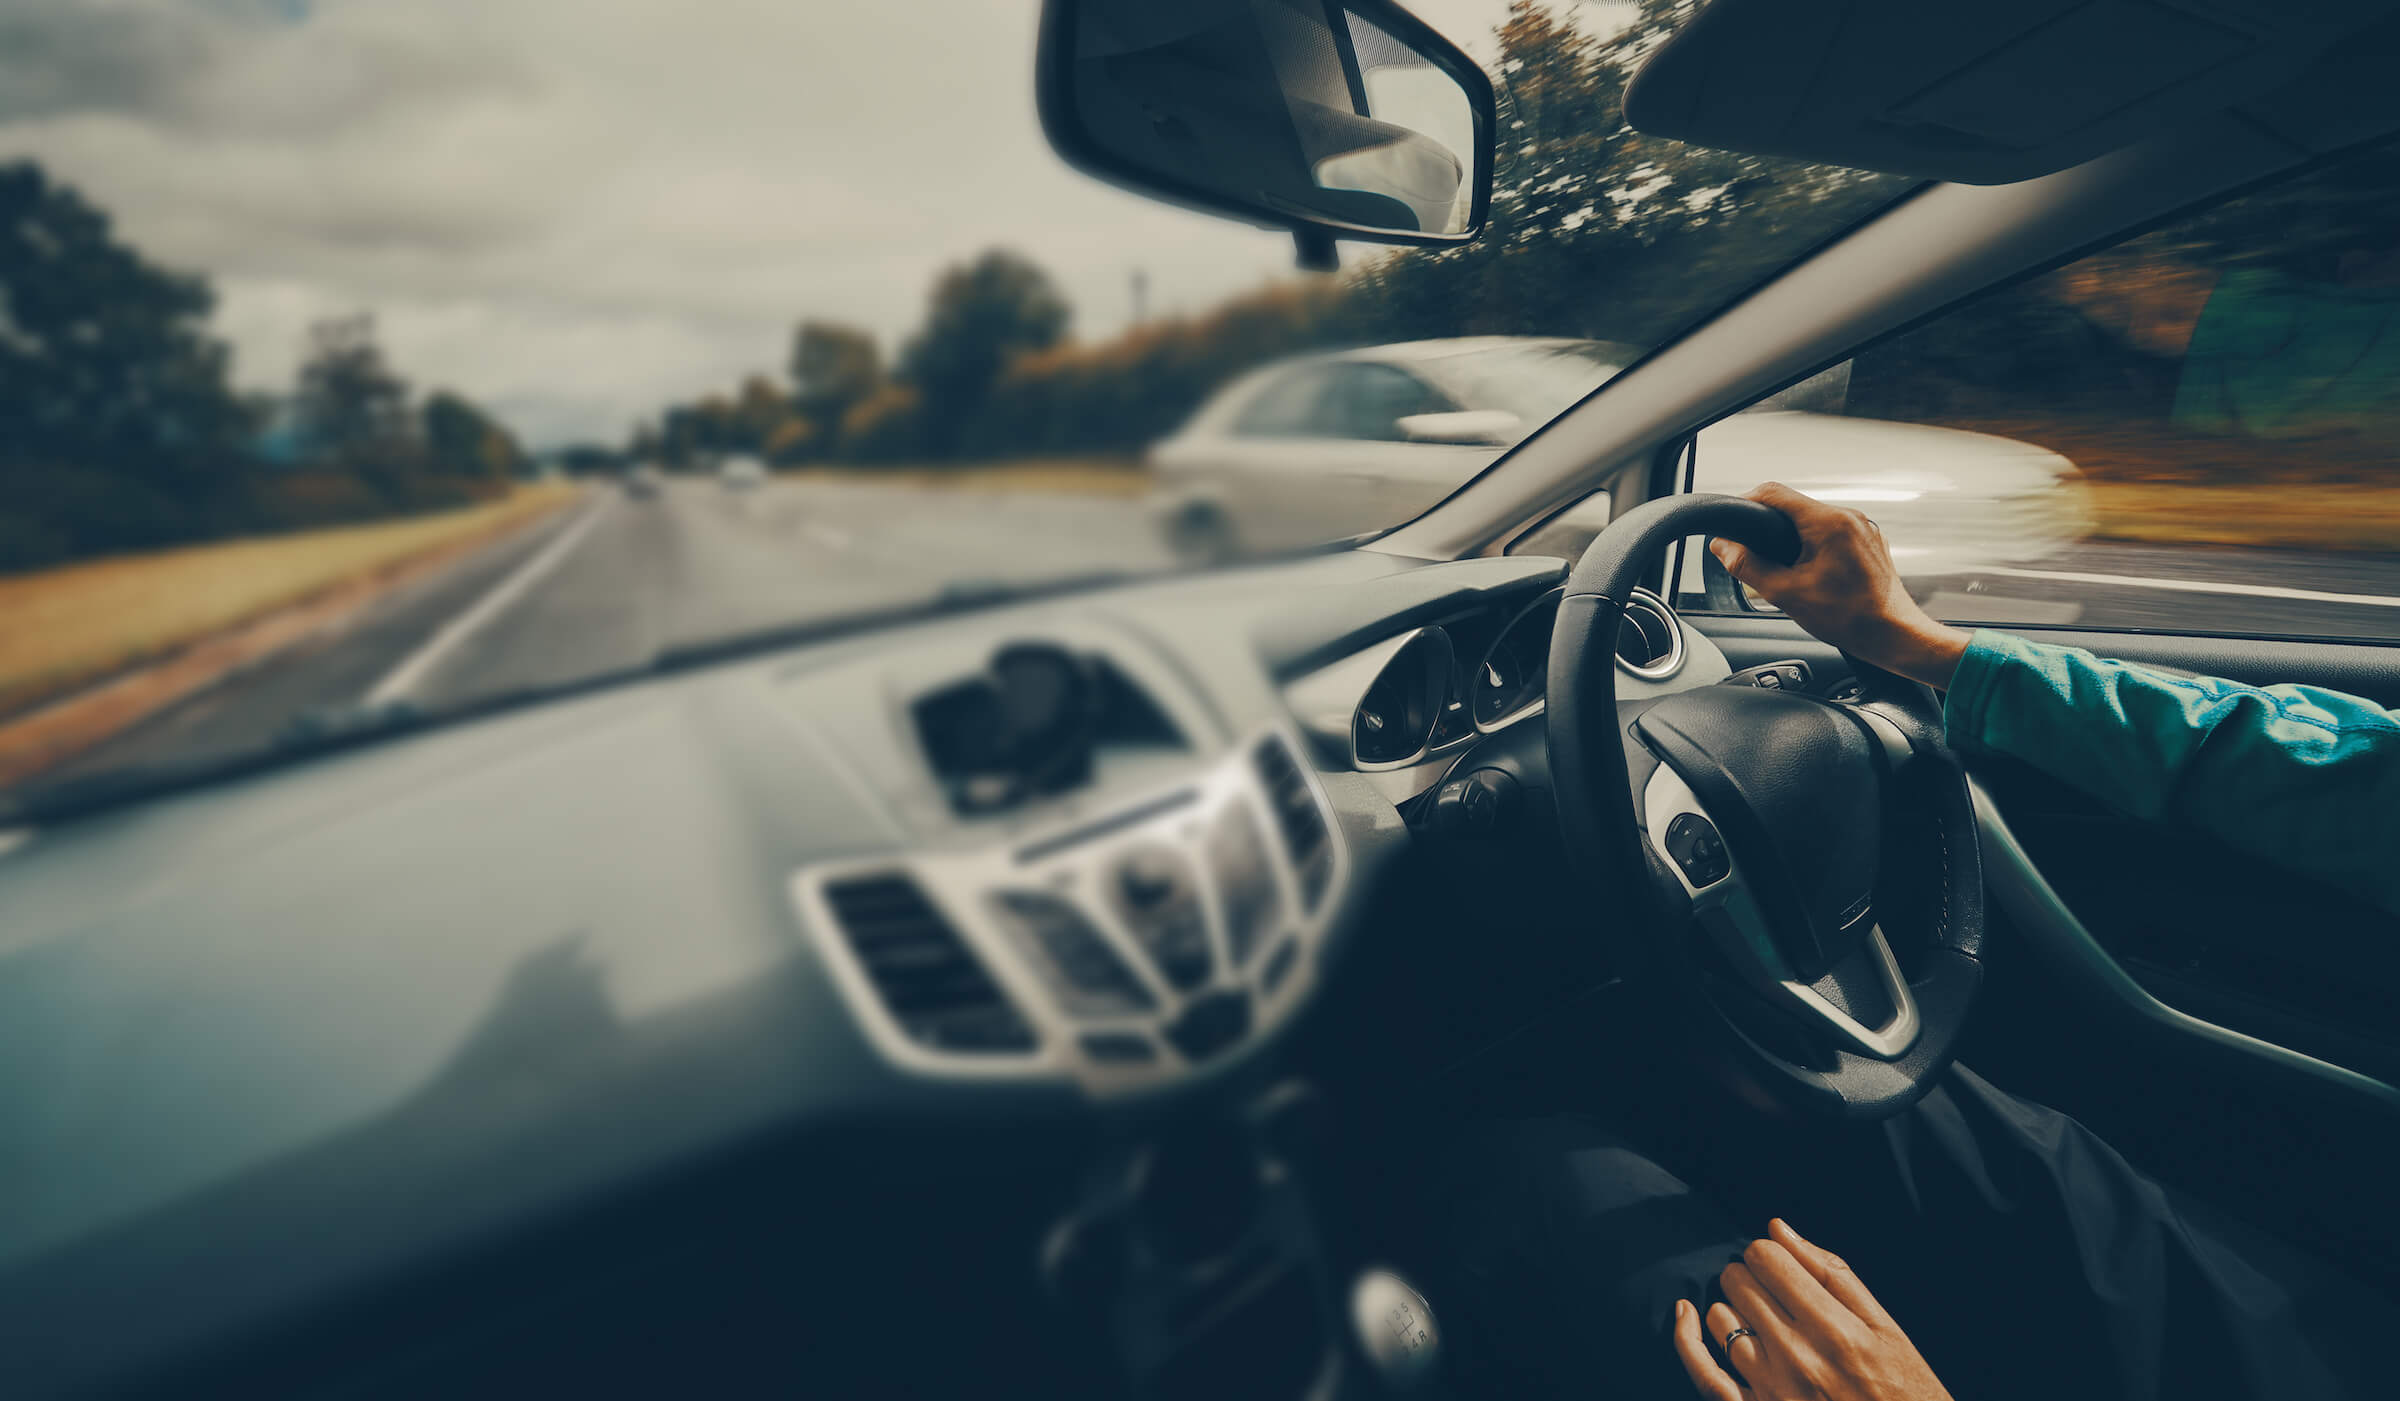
[1036,0,1495,265]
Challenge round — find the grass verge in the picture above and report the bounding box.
[1913,415,2400,553]
[2085,481,2400,552]
[0,483,578,723]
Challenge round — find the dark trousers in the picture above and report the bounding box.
[1425,1066,2382,1400]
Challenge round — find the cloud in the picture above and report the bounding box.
[0,0,232,126]
[0,0,1517,445]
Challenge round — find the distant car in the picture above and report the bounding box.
[621,464,664,500]
[718,455,769,491]
[1146,336,2093,574]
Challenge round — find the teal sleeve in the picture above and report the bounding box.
[1943,629,2400,916]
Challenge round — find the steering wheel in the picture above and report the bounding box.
[1546,494,1986,1120]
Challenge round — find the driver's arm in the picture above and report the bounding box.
[1713,483,2400,918]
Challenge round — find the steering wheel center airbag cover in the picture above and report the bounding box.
[1635,686,1880,977]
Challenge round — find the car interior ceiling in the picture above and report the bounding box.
[19,3,2400,1399]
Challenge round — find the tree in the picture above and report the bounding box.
[732,373,793,454]
[840,384,926,461]
[899,250,1070,455]
[293,314,421,497]
[789,320,882,447]
[1346,0,1898,349]
[657,393,746,466]
[557,443,626,476]
[0,160,257,566]
[763,414,818,465]
[422,390,526,480]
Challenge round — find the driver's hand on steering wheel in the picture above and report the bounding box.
[1707,483,1971,691]
[1673,1220,1954,1401]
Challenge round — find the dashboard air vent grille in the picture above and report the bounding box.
[1251,735,1332,912]
[823,874,1036,1053]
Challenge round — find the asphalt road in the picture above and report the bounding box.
[32,476,2400,791]
[38,478,1176,786]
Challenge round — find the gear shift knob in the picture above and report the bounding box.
[1350,1268,1442,1391]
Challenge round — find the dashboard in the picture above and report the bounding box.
[1288,579,1720,810]
[0,545,1736,1398]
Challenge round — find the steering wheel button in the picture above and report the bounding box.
[1661,811,1729,887]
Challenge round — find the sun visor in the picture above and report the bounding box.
[1625,0,2400,185]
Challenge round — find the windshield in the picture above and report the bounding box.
[0,0,1905,812]
[1426,340,1642,423]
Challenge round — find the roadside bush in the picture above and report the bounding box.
[764,415,820,465]
[0,463,198,571]
[961,279,1366,458]
[839,385,928,461]
[254,471,499,531]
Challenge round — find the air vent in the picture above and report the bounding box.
[822,874,1036,1053]
[1252,735,1332,912]
[1614,589,1685,679]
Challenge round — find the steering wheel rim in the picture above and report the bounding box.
[1545,493,1985,1121]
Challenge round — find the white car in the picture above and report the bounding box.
[1147,336,2093,574]
[717,454,770,491]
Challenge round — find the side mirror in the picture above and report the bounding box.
[1036,0,1495,268]
[1397,408,1521,446]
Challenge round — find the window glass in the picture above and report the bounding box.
[1442,342,1635,425]
[1332,364,1454,440]
[1684,139,2400,642]
[1233,367,1343,437]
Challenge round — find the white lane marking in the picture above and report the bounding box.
[362,493,615,707]
[1978,565,2400,610]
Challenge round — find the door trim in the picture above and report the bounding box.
[1972,778,2400,1115]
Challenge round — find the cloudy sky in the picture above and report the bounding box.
[1,0,1545,447]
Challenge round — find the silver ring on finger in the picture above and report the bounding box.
[1721,1325,1757,1352]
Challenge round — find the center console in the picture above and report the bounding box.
[1042,1087,1441,1401]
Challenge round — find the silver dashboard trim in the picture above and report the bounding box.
[1286,626,1454,773]
[1616,588,1686,681]
[789,723,1349,1096]
[1471,586,1562,735]
[1642,761,1921,1061]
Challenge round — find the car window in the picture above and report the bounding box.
[1680,137,2400,644]
[1330,364,1455,440]
[1231,366,1345,438]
